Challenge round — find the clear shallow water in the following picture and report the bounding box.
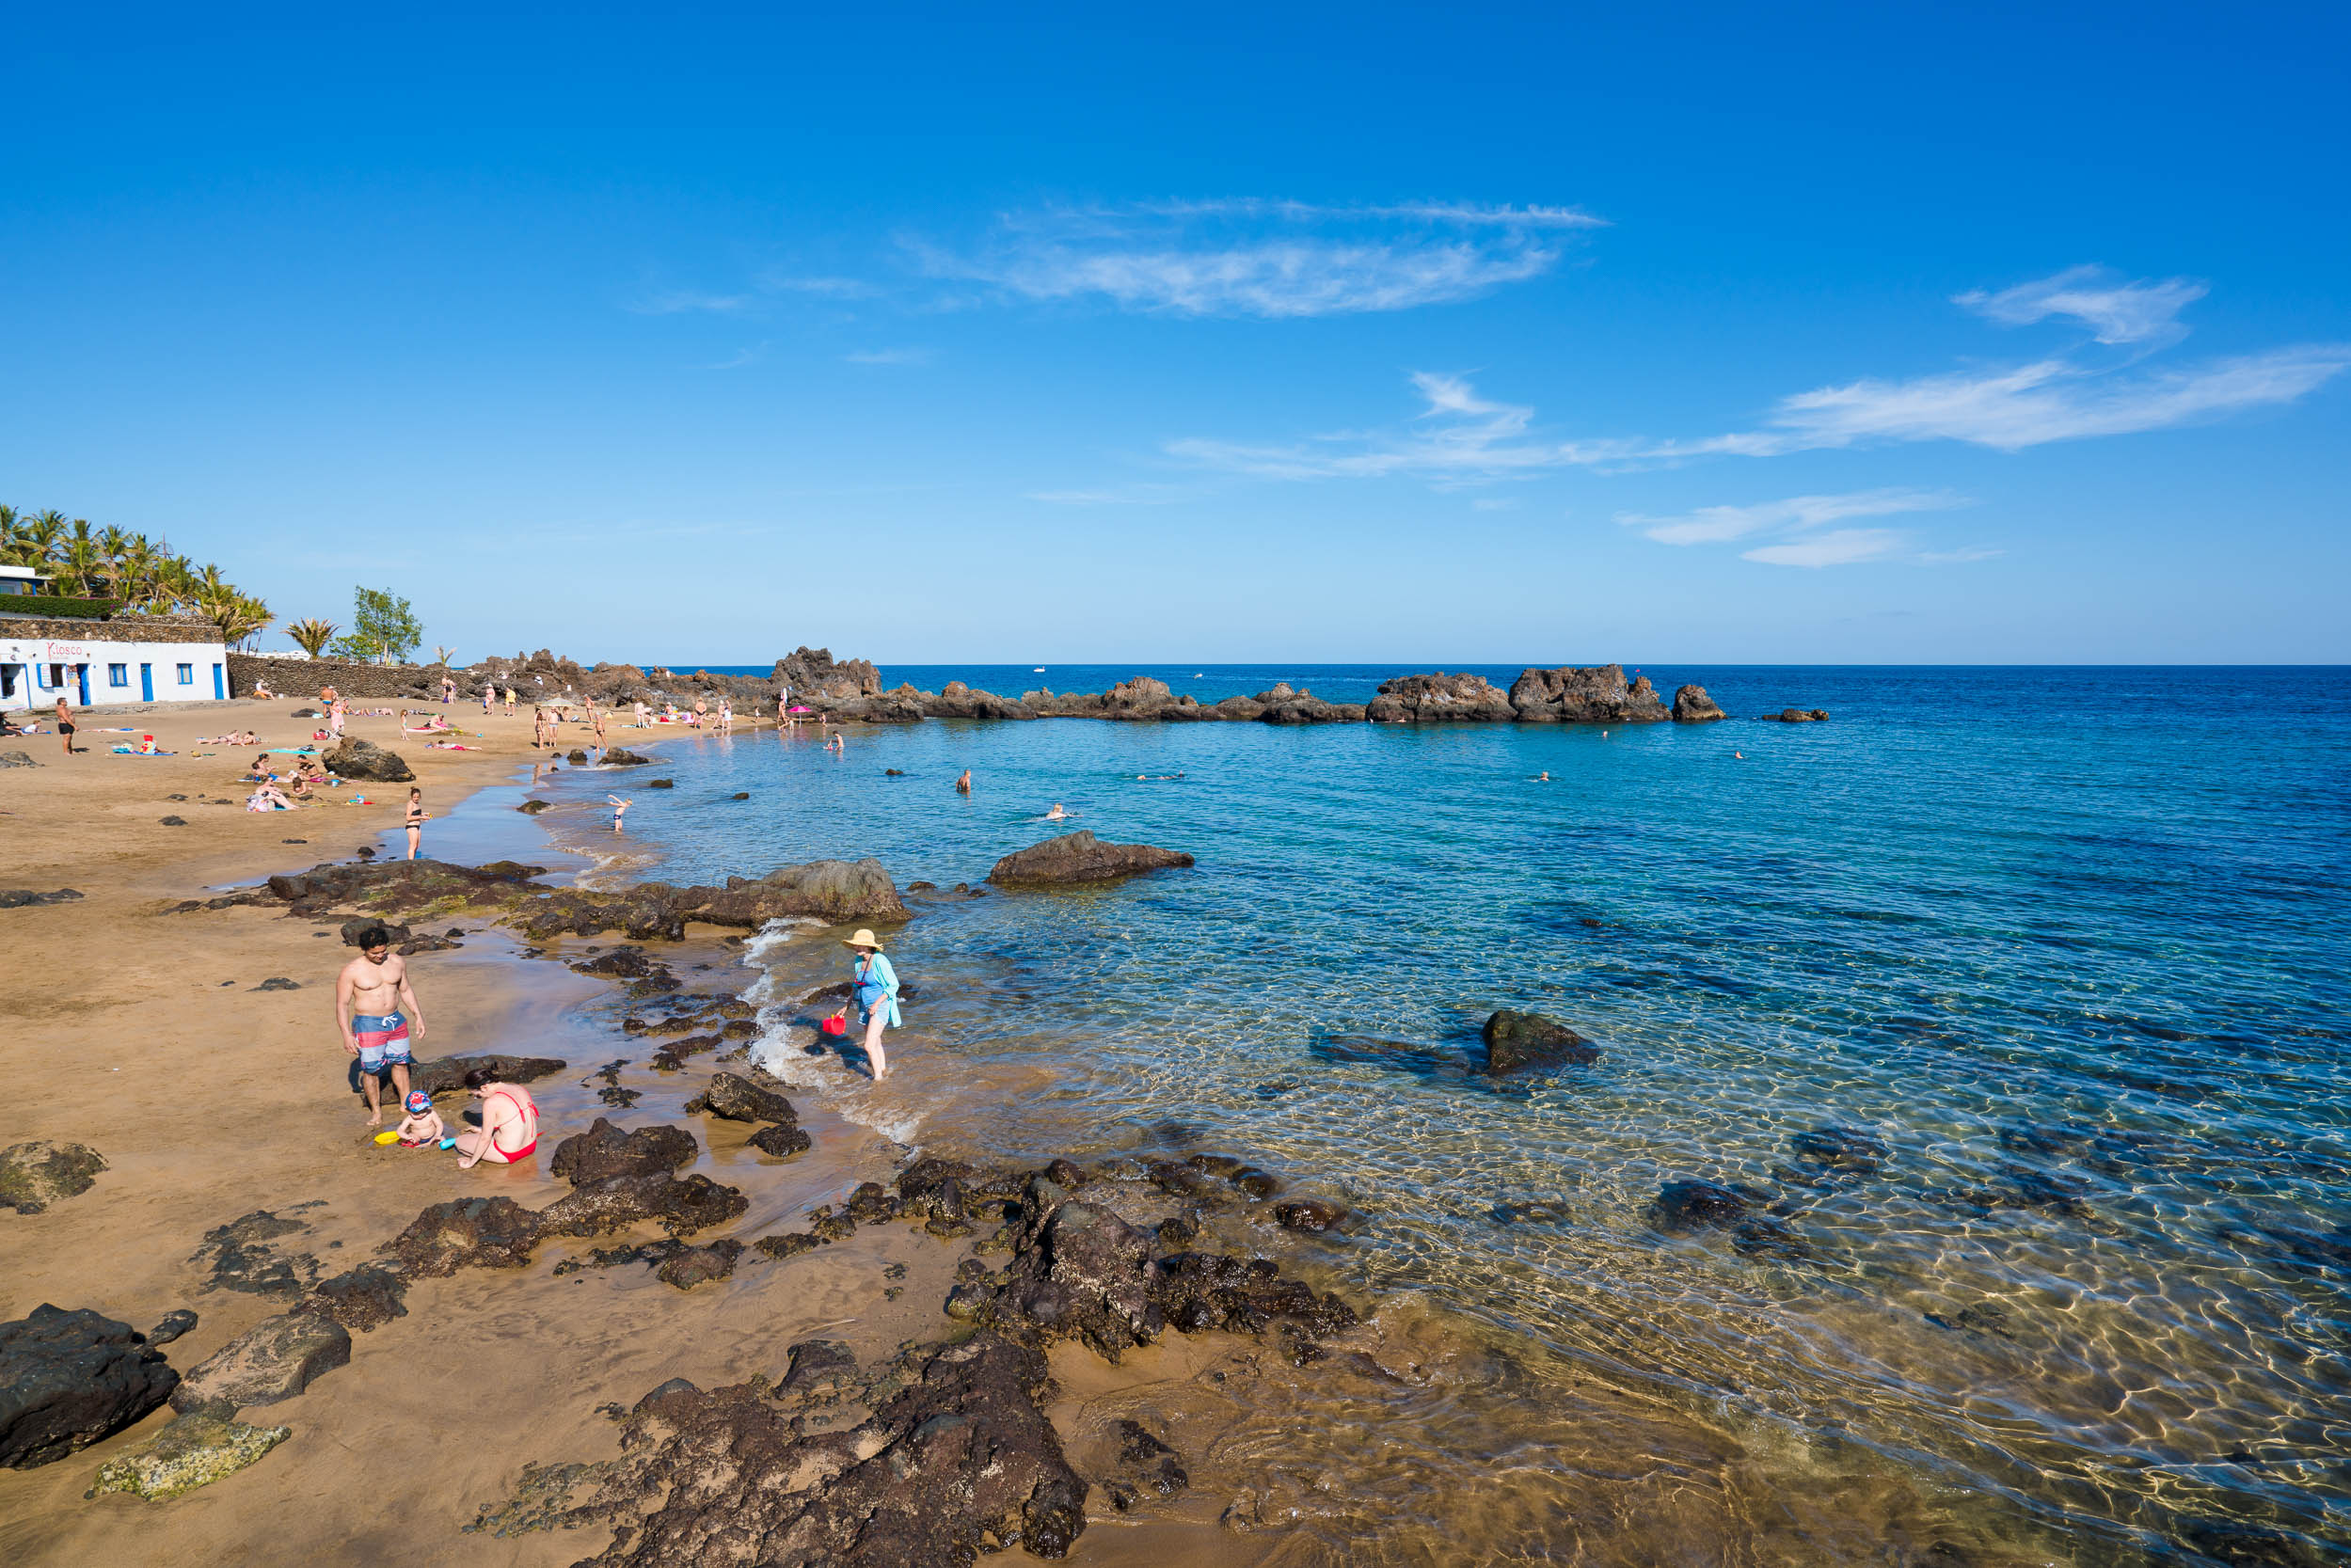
[544,668,2351,1562]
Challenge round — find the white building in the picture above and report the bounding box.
[0,595,231,711]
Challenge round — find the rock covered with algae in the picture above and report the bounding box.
[86,1412,291,1499]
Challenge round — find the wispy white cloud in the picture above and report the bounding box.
[758,272,878,298]
[704,341,770,370]
[1617,488,1963,546]
[919,199,1601,319]
[1741,529,1906,568]
[1956,264,2206,347]
[844,347,930,366]
[631,290,751,315]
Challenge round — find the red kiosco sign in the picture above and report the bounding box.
[44,642,91,660]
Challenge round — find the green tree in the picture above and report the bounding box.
[327,586,422,664]
[286,617,340,657]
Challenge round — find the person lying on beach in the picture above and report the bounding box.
[394,1090,446,1147]
[252,679,274,699]
[401,717,451,735]
[247,782,293,811]
[454,1081,538,1167]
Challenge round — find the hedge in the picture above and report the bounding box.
[0,594,124,620]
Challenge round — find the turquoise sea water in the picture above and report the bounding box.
[538,666,2350,1562]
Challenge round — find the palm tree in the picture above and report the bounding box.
[201,590,272,649]
[433,644,457,667]
[286,618,339,657]
[0,507,23,565]
[25,510,68,567]
[60,530,103,599]
[96,525,129,596]
[119,535,165,609]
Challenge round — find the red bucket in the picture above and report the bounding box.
[819,1014,848,1037]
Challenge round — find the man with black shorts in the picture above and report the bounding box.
[54,695,75,756]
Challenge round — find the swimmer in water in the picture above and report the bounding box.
[1734,751,1745,760]
[1535,771,1550,782]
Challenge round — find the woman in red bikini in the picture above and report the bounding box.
[454,1081,539,1169]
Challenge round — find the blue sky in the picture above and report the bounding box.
[4,2,2345,664]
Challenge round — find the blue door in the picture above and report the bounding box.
[76,665,89,704]
[213,663,224,699]
[138,663,152,701]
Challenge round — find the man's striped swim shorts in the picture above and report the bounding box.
[353,1012,412,1072]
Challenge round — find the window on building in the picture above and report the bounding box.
[176,663,194,684]
[45,663,64,687]
[109,663,128,687]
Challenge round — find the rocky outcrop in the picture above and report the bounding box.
[1482,1010,1600,1073]
[774,646,882,702]
[684,1071,798,1125]
[0,886,80,905]
[381,1196,545,1277]
[537,1172,747,1240]
[988,831,1194,888]
[548,1118,698,1184]
[86,1412,293,1499]
[321,736,415,783]
[1762,707,1830,722]
[409,1053,567,1097]
[919,680,1035,721]
[1672,684,1727,721]
[0,1141,106,1213]
[1366,672,1515,723]
[299,1266,409,1333]
[1507,665,1670,723]
[169,1312,351,1418]
[0,1305,181,1469]
[506,1335,1087,1565]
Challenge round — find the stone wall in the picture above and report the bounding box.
[228,654,447,701]
[0,613,221,645]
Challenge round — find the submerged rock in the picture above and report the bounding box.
[169,1311,351,1418]
[321,737,415,783]
[987,830,1194,888]
[0,1141,106,1213]
[1481,1010,1600,1073]
[653,1240,743,1290]
[600,748,652,766]
[382,1196,544,1276]
[1651,1180,1749,1230]
[1789,1125,1890,1174]
[548,1118,699,1185]
[85,1412,292,1499]
[1098,1418,1189,1512]
[748,1123,814,1158]
[0,1305,181,1469]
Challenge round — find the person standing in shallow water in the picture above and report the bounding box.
[404,786,426,859]
[827,929,900,1082]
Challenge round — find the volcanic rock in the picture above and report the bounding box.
[773,645,882,702]
[409,1053,567,1097]
[748,1123,814,1158]
[1099,1418,1189,1511]
[1482,1010,1601,1073]
[653,1240,743,1290]
[382,1196,544,1276]
[190,1209,318,1299]
[537,1172,747,1239]
[169,1311,351,1417]
[988,830,1193,888]
[1366,672,1514,723]
[1789,1126,1891,1174]
[321,737,415,783]
[1762,708,1830,722]
[298,1266,410,1333]
[86,1411,292,1499]
[1508,664,1671,723]
[685,1070,800,1125]
[144,1311,199,1347]
[1672,684,1727,722]
[516,799,550,814]
[0,1141,107,1213]
[600,748,652,766]
[0,887,80,905]
[1273,1199,1347,1233]
[0,1305,181,1469]
[549,1118,699,1184]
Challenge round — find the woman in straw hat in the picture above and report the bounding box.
[827,929,901,1081]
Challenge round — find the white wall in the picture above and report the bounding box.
[0,631,230,710]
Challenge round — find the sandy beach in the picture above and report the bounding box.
[0,700,1374,1566]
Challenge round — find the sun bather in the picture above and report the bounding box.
[246,782,292,811]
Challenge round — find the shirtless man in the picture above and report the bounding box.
[335,924,425,1127]
[53,696,74,757]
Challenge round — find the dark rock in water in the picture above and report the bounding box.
[645,778,674,788]
[748,1123,814,1159]
[191,1209,319,1299]
[409,1053,567,1097]
[322,737,415,783]
[516,799,550,815]
[1652,1180,1748,1230]
[170,1311,351,1417]
[144,1310,199,1347]
[1099,1418,1189,1512]
[1729,1217,1830,1263]
[549,1118,699,1185]
[1367,671,1515,723]
[885,768,906,776]
[626,974,681,998]
[1311,1034,1447,1073]
[382,1196,544,1276]
[1482,1010,1599,1073]
[1507,665,1671,724]
[299,1266,409,1333]
[1759,708,1830,722]
[1789,1125,1890,1174]
[846,1181,900,1225]
[0,1305,181,1469]
[526,1334,1085,1564]
[566,750,589,765]
[729,791,749,800]
[752,1230,821,1260]
[254,976,300,991]
[1274,1199,1346,1233]
[600,747,652,766]
[0,887,81,907]
[569,945,664,979]
[0,1141,107,1213]
[654,1240,743,1290]
[538,1172,747,1239]
[686,1069,799,1125]
[1672,684,1727,722]
[1926,1302,2019,1339]
[987,830,1193,888]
